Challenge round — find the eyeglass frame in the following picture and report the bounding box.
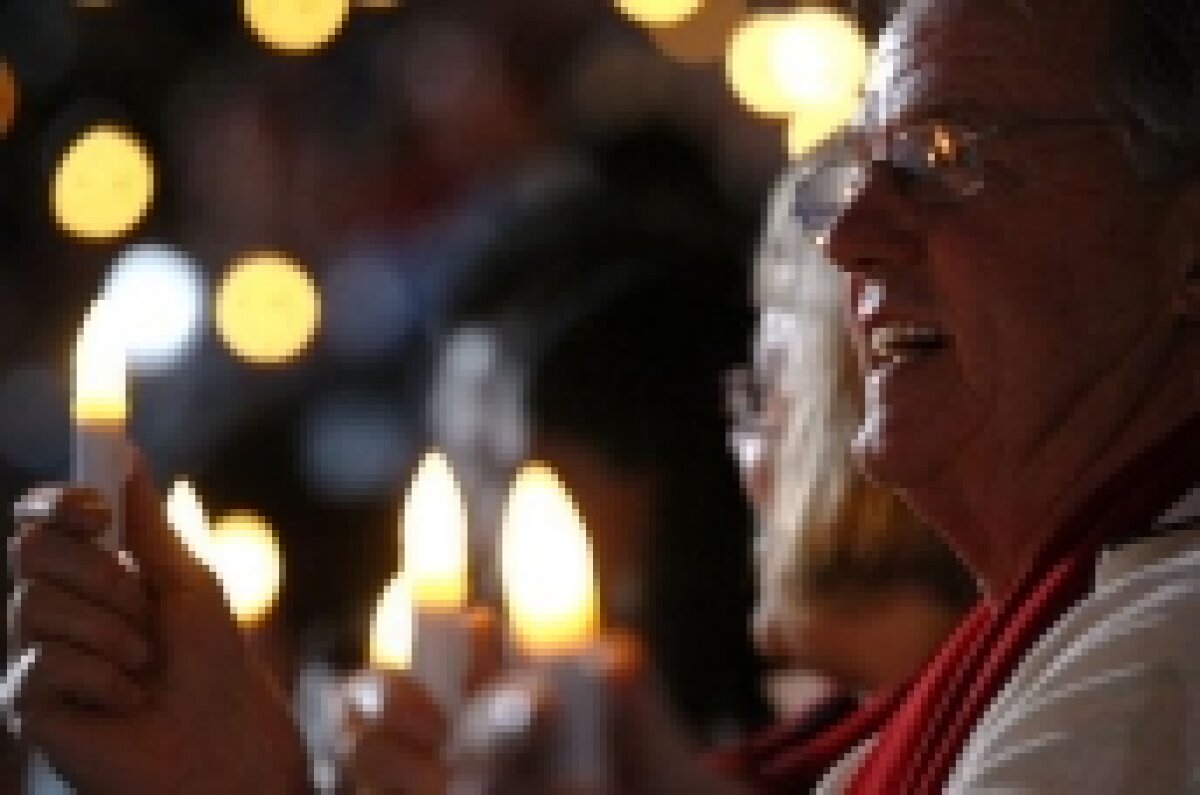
[790,112,1122,245]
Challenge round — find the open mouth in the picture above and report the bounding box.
[869,323,949,366]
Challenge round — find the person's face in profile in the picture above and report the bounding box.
[827,0,1173,503]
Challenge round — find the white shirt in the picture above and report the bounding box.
[817,486,1200,794]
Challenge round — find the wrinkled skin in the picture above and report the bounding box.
[827,0,1200,593]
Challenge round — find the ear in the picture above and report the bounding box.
[1158,183,1200,319]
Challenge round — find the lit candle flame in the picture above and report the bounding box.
[165,485,281,628]
[72,300,128,426]
[369,573,414,670]
[209,511,283,628]
[501,463,598,657]
[165,479,210,561]
[402,450,468,610]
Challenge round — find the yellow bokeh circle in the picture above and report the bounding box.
[242,0,350,54]
[217,252,321,365]
[726,10,867,118]
[786,92,862,159]
[614,0,704,28]
[52,124,156,242]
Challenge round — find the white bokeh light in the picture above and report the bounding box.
[102,242,205,371]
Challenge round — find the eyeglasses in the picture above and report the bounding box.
[791,115,1117,244]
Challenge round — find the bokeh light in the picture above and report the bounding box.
[323,249,416,362]
[208,510,284,628]
[647,0,745,65]
[165,479,210,561]
[0,60,17,138]
[303,395,413,499]
[369,573,414,670]
[500,462,599,656]
[786,91,860,159]
[102,243,205,372]
[52,124,156,242]
[216,252,321,365]
[614,0,705,28]
[725,10,867,119]
[242,0,351,54]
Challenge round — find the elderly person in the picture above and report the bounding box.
[737,164,974,697]
[693,161,975,794]
[803,0,1200,790]
[5,0,1200,793]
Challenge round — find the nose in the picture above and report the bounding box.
[823,163,922,282]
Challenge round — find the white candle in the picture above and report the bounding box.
[402,450,470,711]
[500,462,607,789]
[71,302,130,551]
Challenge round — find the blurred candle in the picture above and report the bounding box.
[369,573,414,671]
[72,300,129,551]
[500,462,606,788]
[402,450,470,709]
[165,484,283,629]
[165,478,210,560]
[209,511,283,629]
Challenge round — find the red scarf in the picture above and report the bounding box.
[841,413,1200,794]
[712,416,1199,793]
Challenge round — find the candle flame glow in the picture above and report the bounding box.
[402,450,469,610]
[209,511,283,628]
[501,462,598,657]
[72,300,128,425]
[369,573,414,670]
[165,479,210,561]
[165,486,282,629]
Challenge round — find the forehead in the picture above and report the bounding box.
[865,0,1112,124]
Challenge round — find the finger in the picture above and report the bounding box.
[122,451,193,590]
[16,642,145,714]
[12,486,110,544]
[346,734,447,795]
[10,579,152,676]
[12,525,150,628]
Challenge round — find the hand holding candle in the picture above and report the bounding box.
[71,300,130,552]
[499,461,608,790]
[403,450,471,711]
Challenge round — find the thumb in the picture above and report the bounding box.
[121,448,193,589]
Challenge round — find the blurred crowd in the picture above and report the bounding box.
[0,0,951,792]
